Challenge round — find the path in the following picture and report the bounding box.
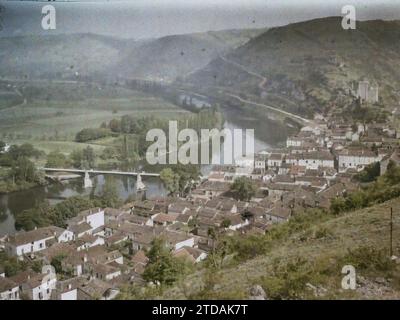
[219,55,311,125]
[226,93,311,124]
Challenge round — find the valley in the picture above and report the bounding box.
[1,14,400,301]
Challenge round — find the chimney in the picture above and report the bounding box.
[83,254,88,263]
[68,284,72,290]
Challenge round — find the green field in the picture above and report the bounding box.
[0,82,189,156]
[0,96,187,139]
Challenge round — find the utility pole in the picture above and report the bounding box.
[390,207,393,258]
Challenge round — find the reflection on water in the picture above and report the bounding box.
[0,175,166,236]
[0,100,292,236]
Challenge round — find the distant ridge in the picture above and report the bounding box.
[186,17,400,116]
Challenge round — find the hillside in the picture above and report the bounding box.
[0,28,264,82]
[138,197,400,300]
[112,29,265,82]
[186,17,400,117]
[0,34,124,80]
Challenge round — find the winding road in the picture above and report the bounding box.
[219,55,311,125]
[225,93,311,124]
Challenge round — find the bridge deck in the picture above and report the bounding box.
[41,168,160,177]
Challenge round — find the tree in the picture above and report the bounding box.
[82,146,95,169]
[70,149,83,169]
[220,218,231,229]
[109,118,121,133]
[230,176,256,201]
[0,252,26,277]
[385,159,400,185]
[100,147,117,161]
[9,157,37,183]
[100,176,121,208]
[143,238,184,286]
[160,168,180,196]
[355,162,380,183]
[75,128,110,142]
[159,165,200,197]
[8,143,41,160]
[51,254,66,274]
[46,151,68,168]
[14,196,99,231]
[206,228,230,269]
[174,164,200,196]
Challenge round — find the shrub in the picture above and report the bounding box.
[75,128,111,142]
[343,246,395,273]
[230,235,269,261]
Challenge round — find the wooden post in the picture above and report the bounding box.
[390,207,393,257]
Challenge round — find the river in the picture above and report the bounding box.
[0,99,293,236]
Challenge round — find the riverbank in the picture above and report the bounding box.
[0,86,293,236]
[0,180,45,195]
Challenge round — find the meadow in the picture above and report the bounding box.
[0,81,189,157]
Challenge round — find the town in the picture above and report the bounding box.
[1,79,399,300]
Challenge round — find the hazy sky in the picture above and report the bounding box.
[1,0,400,39]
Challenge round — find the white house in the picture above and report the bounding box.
[0,277,19,300]
[227,215,250,231]
[56,228,74,243]
[267,153,284,168]
[5,226,72,257]
[254,154,266,170]
[67,208,105,239]
[330,128,349,141]
[80,208,105,230]
[286,136,303,148]
[338,149,380,172]
[92,263,121,282]
[285,152,334,170]
[297,151,334,170]
[265,205,291,223]
[235,155,255,168]
[173,246,208,263]
[168,203,190,215]
[68,222,93,239]
[17,272,57,300]
[164,231,195,251]
[76,235,105,251]
[58,285,78,300]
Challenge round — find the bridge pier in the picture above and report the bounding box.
[136,173,147,192]
[84,171,93,188]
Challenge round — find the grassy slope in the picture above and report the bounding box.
[162,197,400,300]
